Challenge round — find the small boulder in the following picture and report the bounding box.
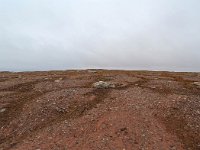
[93,81,115,89]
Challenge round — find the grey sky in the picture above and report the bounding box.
[0,0,200,72]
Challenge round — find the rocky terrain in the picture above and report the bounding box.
[0,70,200,150]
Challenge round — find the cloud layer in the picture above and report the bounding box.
[0,0,200,71]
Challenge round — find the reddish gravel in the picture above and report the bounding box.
[0,70,200,150]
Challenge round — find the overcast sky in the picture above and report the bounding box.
[0,0,200,72]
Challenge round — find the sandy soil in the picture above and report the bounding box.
[0,70,200,150]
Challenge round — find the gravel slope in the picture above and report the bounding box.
[0,70,200,150]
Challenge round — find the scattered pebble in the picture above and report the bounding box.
[54,78,63,83]
[54,80,60,83]
[193,82,200,86]
[0,108,6,113]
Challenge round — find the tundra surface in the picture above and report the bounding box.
[0,70,200,150]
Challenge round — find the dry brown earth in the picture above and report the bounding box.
[0,70,200,150]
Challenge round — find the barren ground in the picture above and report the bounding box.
[0,70,200,150]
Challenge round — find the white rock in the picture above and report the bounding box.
[193,82,200,86]
[54,78,63,83]
[93,81,115,89]
[54,80,60,83]
[0,108,6,113]
[193,82,200,88]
